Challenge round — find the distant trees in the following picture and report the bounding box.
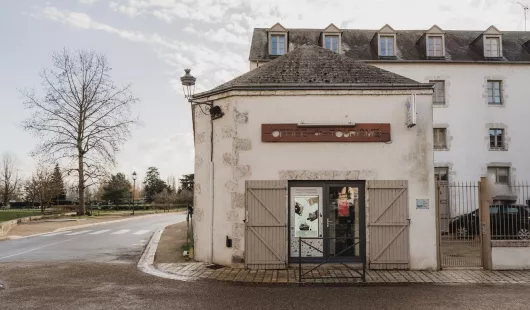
[101,173,131,205]
[0,154,20,206]
[25,165,60,212]
[51,163,66,204]
[22,49,138,215]
[143,167,169,202]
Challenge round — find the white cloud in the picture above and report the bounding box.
[79,0,100,4]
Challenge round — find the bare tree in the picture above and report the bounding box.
[26,166,58,213]
[0,154,21,206]
[22,49,138,215]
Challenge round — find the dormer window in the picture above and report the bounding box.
[267,22,288,57]
[324,35,339,52]
[321,23,342,53]
[427,36,443,57]
[379,36,395,56]
[271,34,286,55]
[374,24,397,58]
[485,37,501,58]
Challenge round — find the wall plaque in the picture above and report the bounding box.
[261,123,391,142]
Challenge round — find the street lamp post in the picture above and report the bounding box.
[132,171,137,215]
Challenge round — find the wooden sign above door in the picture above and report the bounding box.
[261,123,391,142]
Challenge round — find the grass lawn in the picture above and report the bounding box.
[0,210,44,222]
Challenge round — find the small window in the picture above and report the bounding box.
[427,36,443,57]
[488,167,510,184]
[503,207,519,214]
[489,128,505,149]
[271,34,286,55]
[430,80,445,105]
[324,35,339,53]
[379,36,395,56]
[485,37,501,58]
[487,80,502,105]
[433,128,447,149]
[489,206,500,214]
[434,167,449,181]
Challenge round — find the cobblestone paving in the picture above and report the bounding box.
[155,263,530,285]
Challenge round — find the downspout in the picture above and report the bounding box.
[209,119,214,264]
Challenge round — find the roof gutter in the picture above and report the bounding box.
[250,58,530,65]
[193,83,434,99]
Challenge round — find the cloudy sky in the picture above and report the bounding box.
[1,0,528,183]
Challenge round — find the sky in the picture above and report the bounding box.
[1,0,528,184]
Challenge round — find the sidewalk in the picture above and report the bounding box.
[142,223,530,285]
[153,262,530,285]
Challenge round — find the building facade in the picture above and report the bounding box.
[248,23,530,203]
[191,45,437,270]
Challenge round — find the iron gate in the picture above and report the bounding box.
[438,181,482,268]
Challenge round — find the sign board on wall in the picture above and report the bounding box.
[416,199,429,209]
[406,94,417,128]
[261,123,391,142]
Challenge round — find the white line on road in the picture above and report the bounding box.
[42,231,72,237]
[133,230,150,235]
[0,238,75,261]
[65,230,92,236]
[111,229,130,235]
[88,229,111,235]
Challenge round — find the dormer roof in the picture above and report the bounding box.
[268,22,287,32]
[483,25,502,35]
[378,24,397,34]
[323,23,341,33]
[426,25,445,34]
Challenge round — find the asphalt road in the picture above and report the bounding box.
[1,262,530,310]
[0,213,186,263]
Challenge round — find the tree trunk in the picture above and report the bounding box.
[78,154,86,216]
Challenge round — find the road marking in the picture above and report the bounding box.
[65,230,92,236]
[133,230,150,235]
[42,231,72,237]
[0,238,75,261]
[88,229,111,235]
[111,229,130,235]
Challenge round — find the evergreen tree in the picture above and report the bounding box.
[143,167,169,202]
[51,163,66,204]
[102,173,131,205]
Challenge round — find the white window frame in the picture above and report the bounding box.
[487,80,502,105]
[433,128,447,150]
[269,33,287,56]
[488,166,510,185]
[427,35,444,57]
[434,167,449,181]
[378,35,395,57]
[489,128,505,150]
[323,34,340,53]
[430,80,445,105]
[484,36,502,58]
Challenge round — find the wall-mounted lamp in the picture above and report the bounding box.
[180,69,224,120]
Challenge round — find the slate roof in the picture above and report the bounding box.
[249,28,530,62]
[194,44,430,98]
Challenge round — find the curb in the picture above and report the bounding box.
[2,212,184,241]
[137,222,198,282]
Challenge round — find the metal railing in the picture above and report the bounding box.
[297,237,366,285]
[439,181,482,267]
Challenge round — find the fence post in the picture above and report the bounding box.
[479,177,492,270]
[435,181,441,270]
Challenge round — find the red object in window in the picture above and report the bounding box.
[338,199,349,217]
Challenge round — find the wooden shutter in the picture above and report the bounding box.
[367,180,410,269]
[245,180,288,270]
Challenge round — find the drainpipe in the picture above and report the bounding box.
[209,117,214,264]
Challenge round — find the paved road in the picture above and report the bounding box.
[1,262,530,310]
[0,213,186,263]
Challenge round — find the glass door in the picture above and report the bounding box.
[325,183,365,262]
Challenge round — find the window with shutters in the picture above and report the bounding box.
[487,80,502,105]
[433,128,447,150]
[427,36,444,57]
[430,80,445,105]
[485,37,501,58]
[489,128,505,150]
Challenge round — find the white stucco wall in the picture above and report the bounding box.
[373,63,530,188]
[492,246,530,270]
[193,89,437,270]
